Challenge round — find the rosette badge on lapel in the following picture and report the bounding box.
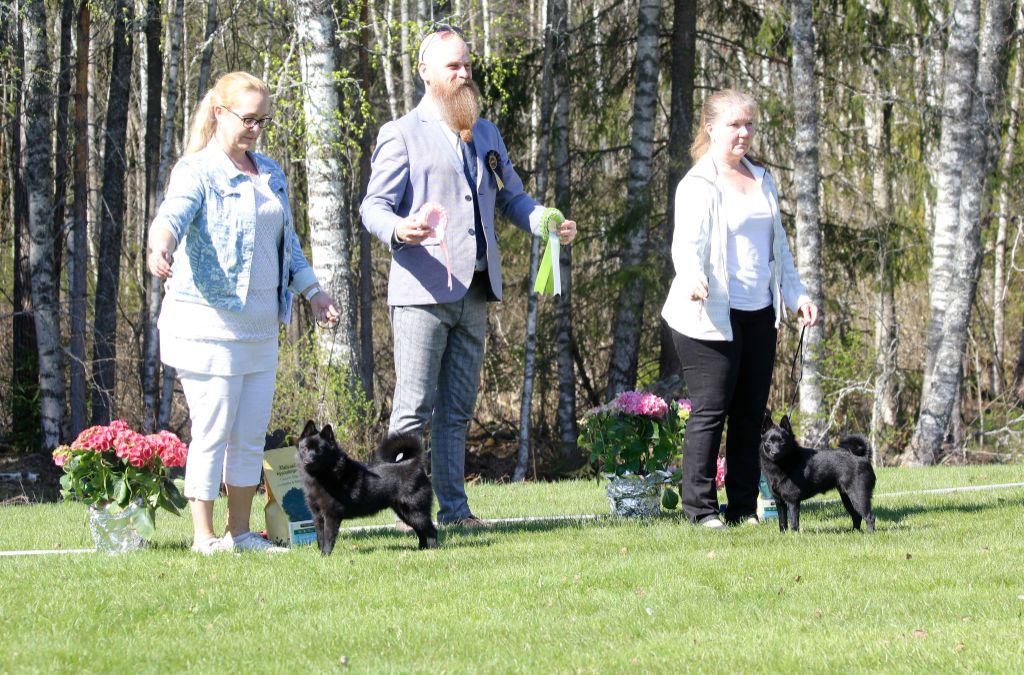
[485,150,505,190]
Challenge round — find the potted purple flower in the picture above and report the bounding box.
[579,391,690,516]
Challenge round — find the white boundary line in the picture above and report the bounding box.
[875,481,1024,498]
[2,482,1022,557]
[0,548,95,557]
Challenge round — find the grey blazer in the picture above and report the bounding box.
[360,100,544,305]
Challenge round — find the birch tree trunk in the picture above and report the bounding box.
[481,0,492,60]
[53,0,75,292]
[151,0,185,431]
[791,0,825,446]
[141,0,167,432]
[295,0,359,379]
[372,0,399,121]
[605,0,660,398]
[515,0,555,482]
[196,0,219,100]
[400,0,415,113]
[358,0,376,399]
[908,0,1013,464]
[991,46,1021,397]
[864,4,900,460]
[922,0,977,382]
[658,0,697,382]
[549,0,576,462]
[69,0,90,437]
[24,0,65,448]
[866,82,900,461]
[8,4,40,445]
[142,0,162,227]
[91,0,135,425]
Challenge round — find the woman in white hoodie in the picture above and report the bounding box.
[662,89,819,528]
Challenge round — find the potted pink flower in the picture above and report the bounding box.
[579,392,690,516]
[52,421,188,551]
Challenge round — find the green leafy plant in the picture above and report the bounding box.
[578,391,689,507]
[52,421,188,538]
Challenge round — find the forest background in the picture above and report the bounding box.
[2,0,1023,484]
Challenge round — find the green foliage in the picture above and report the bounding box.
[271,331,377,457]
[578,394,687,484]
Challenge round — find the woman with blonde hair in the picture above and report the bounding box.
[662,89,819,528]
[147,71,340,553]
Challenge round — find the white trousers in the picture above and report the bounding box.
[178,368,277,501]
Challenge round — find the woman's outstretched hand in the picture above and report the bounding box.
[147,248,174,279]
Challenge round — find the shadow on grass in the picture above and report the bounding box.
[787,493,1021,532]
[332,512,690,553]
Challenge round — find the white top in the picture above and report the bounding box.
[159,172,284,375]
[660,155,812,341]
[723,183,773,310]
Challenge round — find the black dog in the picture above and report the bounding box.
[759,412,876,533]
[295,421,438,554]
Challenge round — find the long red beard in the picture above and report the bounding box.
[432,79,481,142]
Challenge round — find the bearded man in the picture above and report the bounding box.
[360,27,577,526]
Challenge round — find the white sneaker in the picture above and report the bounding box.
[190,536,231,555]
[226,531,289,553]
[698,516,726,529]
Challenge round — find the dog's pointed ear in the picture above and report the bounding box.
[780,415,793,434]
[299,420,318,440]
[320,424,336,443]
[761,409,773,434]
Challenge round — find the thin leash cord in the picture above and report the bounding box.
[315,318,340,423]
[785,324,807,418]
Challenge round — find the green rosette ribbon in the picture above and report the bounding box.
[533,207,564,296]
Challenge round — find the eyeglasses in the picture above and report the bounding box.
[222,107,273,130]
[418,24,467,63]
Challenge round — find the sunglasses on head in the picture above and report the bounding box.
[418,23,467,62]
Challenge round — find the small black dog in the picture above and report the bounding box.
[759,412,876,533]
[295,421,438,554]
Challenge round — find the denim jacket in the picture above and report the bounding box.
[150,141,317,324]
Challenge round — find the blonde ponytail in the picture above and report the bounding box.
[689,89,758,162]
[183,71,270,155]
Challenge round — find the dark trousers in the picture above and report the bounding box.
[672,306,777,523]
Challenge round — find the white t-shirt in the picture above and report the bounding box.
[723,184,773,311]
[159,172,284,375]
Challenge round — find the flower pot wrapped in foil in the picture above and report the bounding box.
[88,501,145,553]
[605,472,668,517]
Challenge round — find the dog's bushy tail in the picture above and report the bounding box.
[376,432,425,464]
[837,433,870,457]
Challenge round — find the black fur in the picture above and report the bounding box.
[295,421,438,554]
[759,411,876,533]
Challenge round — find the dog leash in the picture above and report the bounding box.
[316,317,340,424]
[784,324,807,419]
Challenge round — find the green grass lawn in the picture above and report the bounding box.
[2,465,1023,673]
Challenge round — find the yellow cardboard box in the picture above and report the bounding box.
[262,446,316,547]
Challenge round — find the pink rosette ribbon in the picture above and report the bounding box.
[418,202,452,290]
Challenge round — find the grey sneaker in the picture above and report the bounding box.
[190,536,231,555]
[226,531,289,553]
[698,515,725,529]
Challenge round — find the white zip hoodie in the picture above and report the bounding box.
[661,153,812,341]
